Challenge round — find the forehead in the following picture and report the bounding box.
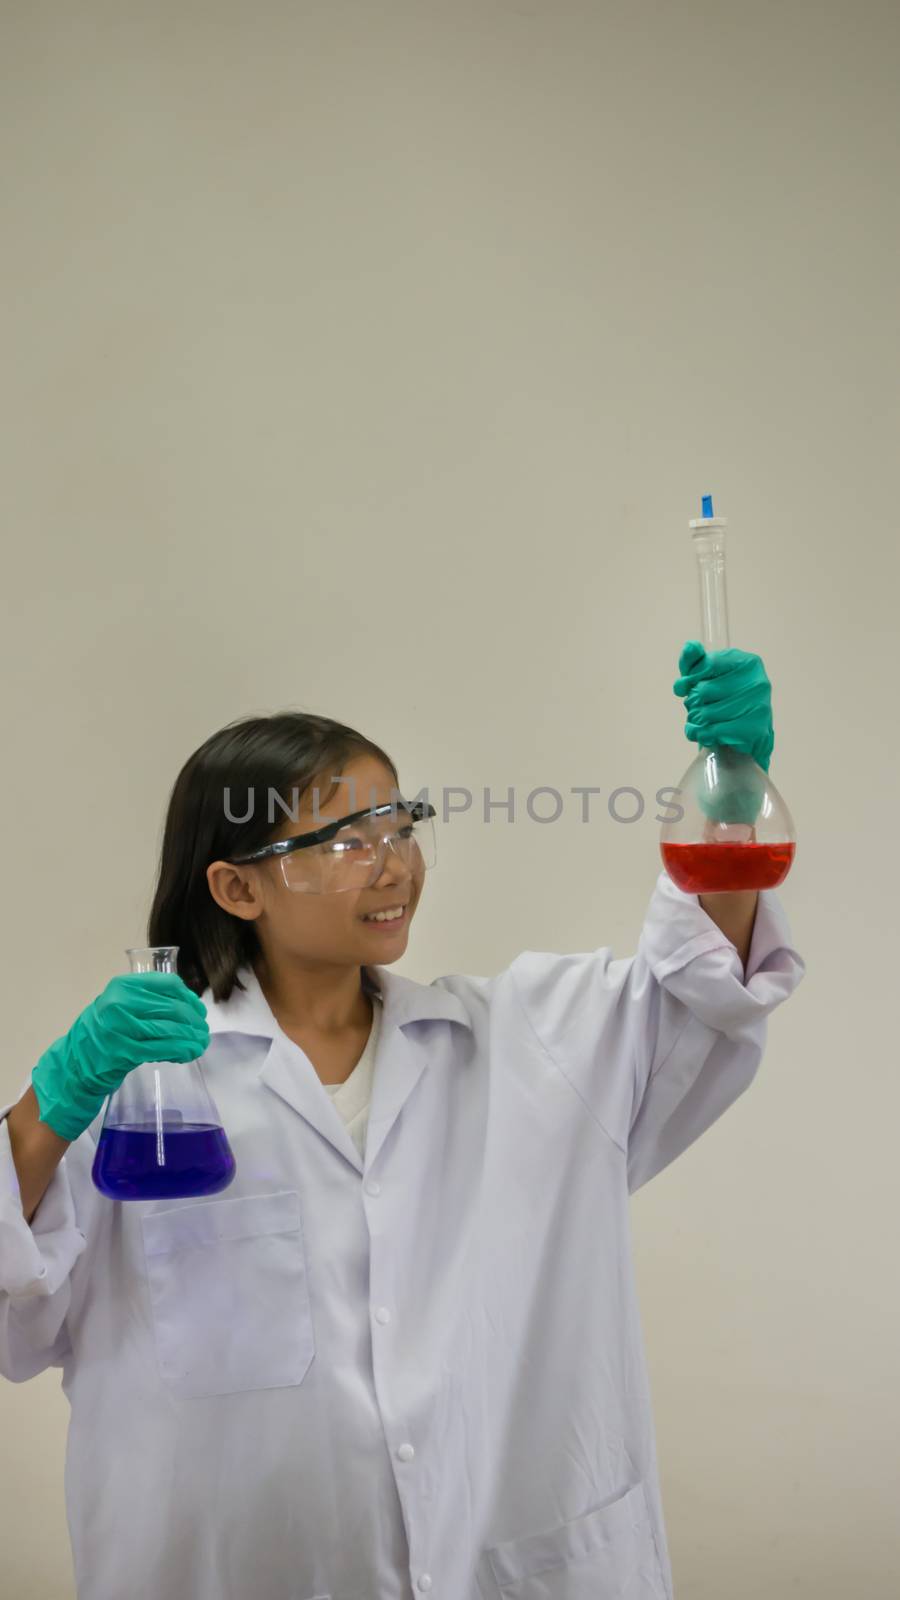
[300,752,400,825]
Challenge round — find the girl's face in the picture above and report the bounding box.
[209,754,425,971]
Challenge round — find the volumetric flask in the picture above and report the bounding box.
[660,499,797,894]
[91,946,236,1201]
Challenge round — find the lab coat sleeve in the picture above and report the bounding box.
[0,1082,88,1381]
[508,867,805,1193]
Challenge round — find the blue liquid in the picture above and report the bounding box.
[92,1122,236,1201]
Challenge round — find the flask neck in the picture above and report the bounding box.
[692,528,730,651]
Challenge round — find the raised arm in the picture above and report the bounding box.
[698,889,759,972]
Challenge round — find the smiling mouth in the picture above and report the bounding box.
[360,904,408,924]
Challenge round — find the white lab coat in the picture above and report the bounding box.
[0,868,805,1600]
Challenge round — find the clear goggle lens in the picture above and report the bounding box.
[281,810,436,894]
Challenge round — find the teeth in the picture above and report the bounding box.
[364,906,405,922]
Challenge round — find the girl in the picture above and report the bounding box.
[0,645,804,1600]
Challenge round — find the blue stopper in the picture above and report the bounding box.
[701,493,714,518]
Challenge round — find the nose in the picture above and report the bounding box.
[369,836,415,889]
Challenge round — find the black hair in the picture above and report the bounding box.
[147,712,399,1003]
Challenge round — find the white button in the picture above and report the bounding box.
[397,1442,415,1462]
[375,1306,391,1325]
[417,1578,432,1593]
[366,1180,381,1196]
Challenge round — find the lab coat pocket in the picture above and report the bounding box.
[140,1189,315,1400]
[474,1480,667,1599]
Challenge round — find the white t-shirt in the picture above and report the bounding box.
[321,988,382,1161]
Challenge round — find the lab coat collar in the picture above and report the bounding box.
[199,960,472,1177]
[200,961,473,1039]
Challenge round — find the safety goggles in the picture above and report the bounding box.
[228,799,437,895]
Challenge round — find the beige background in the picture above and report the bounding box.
[2,2,899,1595]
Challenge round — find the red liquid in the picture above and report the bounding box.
[92,1123,236,1201]
[660,840,796,894]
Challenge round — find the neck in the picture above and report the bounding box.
[253,953,376,1036]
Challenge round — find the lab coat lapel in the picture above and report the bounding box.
[361,963,473,1172]
[359,1019,424,1172]
[259,1031,365,1173]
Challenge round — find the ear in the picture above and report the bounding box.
[205,860,266,923]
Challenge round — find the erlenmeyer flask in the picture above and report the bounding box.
[660,500,797,895]
[91,946,236,1201]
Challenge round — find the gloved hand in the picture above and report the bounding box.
[673,641,774,772]
[31,973,210,1143]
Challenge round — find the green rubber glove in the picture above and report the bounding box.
[31,972,210,1143]
[673,641,774,772]
[672,642,774,827]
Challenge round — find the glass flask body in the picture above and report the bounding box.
[660,744,796,892]
[91,946,236,1201]
[660,510,797,895]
